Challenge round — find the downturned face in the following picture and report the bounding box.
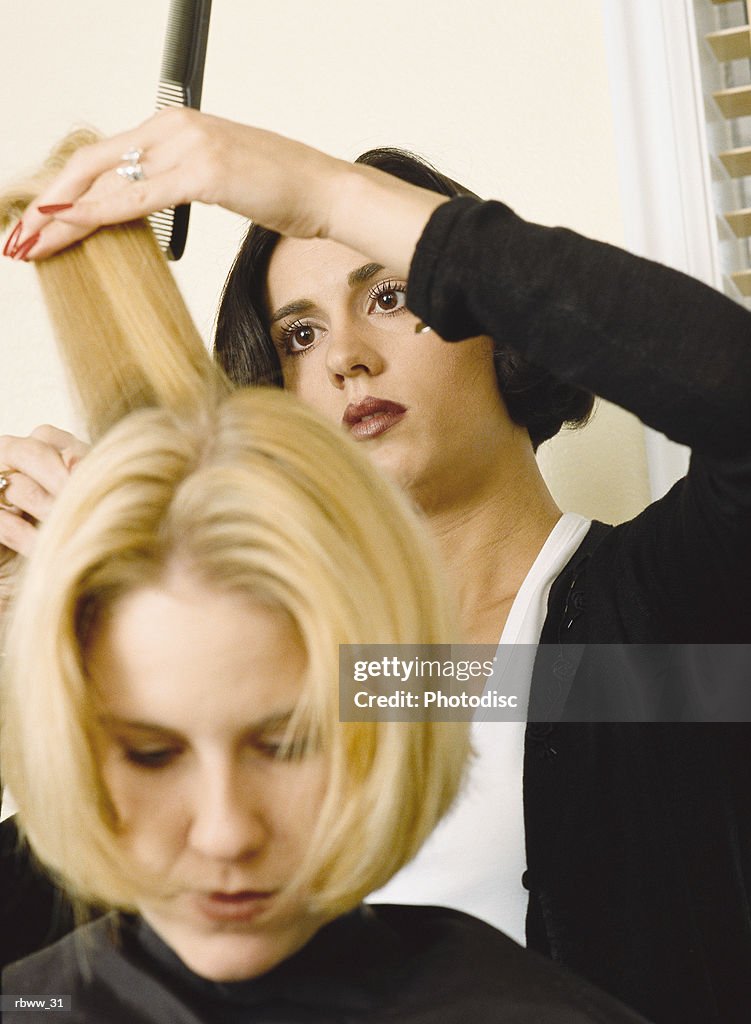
[90,570,329,981]
[266,237,515,508]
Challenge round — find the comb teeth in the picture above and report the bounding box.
[148,208,176,250]
[161,0,200,80]
[157,81,187,109]
[152,47,189,252]
[151,65,188,253]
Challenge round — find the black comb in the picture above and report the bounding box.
[148,0,212,261]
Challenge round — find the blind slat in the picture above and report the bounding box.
[712,84,751,117]
[725,208,751,236]
[706,26,751,61]
[731,269,751,295]
[718,145,751,176]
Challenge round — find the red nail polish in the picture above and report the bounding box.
[13,232,41,261]
[37,203,73,215]
[3,222,22,258]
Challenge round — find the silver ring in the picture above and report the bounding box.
[0,468,19,511]
[115,148,146,183]
[116,163,145,183]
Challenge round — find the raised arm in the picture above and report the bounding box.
[406,197,751,459]
[7,109,447,275]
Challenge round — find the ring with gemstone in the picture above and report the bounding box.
[115,148,146,183]
[0,468,19,511]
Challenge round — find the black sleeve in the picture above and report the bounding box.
[407,196,751,457]
[407,197,751,639]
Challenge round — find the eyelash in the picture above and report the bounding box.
[368,279,408,314]
[121,738,311,771]
[124,748,180,770]
[276,279,408,357]
[256,740,307,762]
[277,320,318,359]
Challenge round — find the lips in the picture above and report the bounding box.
[342,396,407,441]
[194,890,275,923]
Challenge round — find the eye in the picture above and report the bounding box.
[278,321,322,355]
[123,747,181,770]
[368,280,408,315]
[254,733,317,763]
[256,740,302,762]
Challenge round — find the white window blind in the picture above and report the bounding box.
[693,0,751,304]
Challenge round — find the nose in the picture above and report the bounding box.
[187,759,268,863]
[325,325,385,389]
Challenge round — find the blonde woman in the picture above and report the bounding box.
[1,388,646,1023]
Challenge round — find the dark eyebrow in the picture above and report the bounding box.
[269,263,386,327]
[270,299,315,326]
[347,262,385,288]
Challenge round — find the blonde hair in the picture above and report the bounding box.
[0,133,470,921]
[0,127,227,441]
[2,389,468,917]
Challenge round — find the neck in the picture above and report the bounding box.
[423,437,561,645]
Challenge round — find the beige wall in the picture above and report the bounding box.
[0,0,649,523]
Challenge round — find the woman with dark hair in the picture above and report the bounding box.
[5,109,751,1024]
[215,146,594,452]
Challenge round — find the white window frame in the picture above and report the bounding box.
[600,0,720,497]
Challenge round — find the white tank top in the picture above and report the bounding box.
[368,512,591,945]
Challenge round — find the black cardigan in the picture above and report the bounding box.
[408,196,751,1024]
[3,905,647,1023]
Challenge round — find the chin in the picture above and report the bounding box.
[144,909,325,983]
[175,930,293,982]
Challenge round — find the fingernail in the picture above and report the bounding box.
[2,221,22,258]
[13,232,41,261]
[37,203,73,215]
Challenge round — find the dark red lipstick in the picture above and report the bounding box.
[342,396,407,440]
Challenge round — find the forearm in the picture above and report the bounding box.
[324,162,449,278]
[18,113,449,266]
